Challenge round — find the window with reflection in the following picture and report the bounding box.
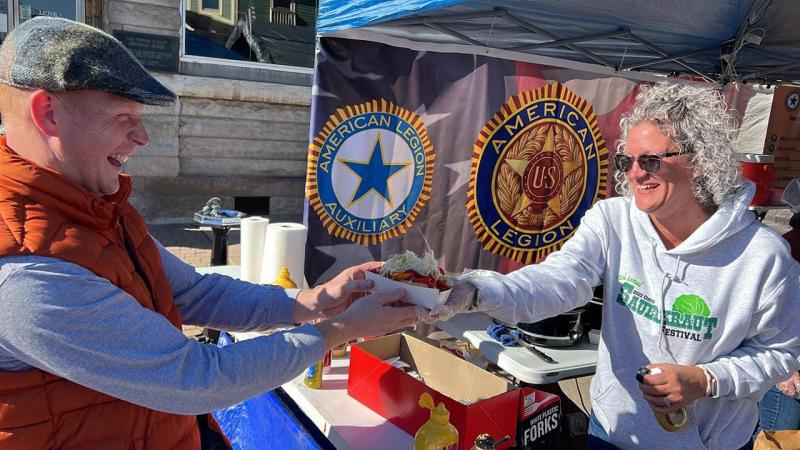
[18,0,77,23]
[201,0,220,11]
[184,0,317,68]
[0,0,7,43]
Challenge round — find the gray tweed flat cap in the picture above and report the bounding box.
[0,17,176,105]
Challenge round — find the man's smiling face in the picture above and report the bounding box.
[53,91,149,195]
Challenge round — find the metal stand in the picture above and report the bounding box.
[203,226,232,344]
[193,200,245,345]
[211,226,232,266]
[200,328,222,344]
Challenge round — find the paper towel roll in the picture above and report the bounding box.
[260,222,307,287]
[239,216,269,283]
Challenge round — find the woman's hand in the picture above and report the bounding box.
[637,363,708,413]
[416,280,476,324]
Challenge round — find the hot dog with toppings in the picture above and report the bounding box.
[371,250,452,291]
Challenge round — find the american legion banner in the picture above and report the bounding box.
[304,37,644,286]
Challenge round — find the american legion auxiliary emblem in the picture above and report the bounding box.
[468,83,608,264]
[307,99,434,245]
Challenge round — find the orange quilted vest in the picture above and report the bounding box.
[0,137,229,449]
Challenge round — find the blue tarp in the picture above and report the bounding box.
[318,0,469,33]
[317,0,800,84]
[213,334,322,450]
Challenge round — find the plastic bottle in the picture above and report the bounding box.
[272,266,297,288]
[322,348,332,369]
[303,316,325,390]
[331,343,348,358]
[655,407,688,432]
[414,392,458,450]
[304,359,323,389]
[636,366,688,432]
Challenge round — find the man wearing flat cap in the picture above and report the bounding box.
[0,17,421,449]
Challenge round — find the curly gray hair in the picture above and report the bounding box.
[614,82,742,207]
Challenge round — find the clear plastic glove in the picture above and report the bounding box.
[777,371,800,399]
[416,280,476,324]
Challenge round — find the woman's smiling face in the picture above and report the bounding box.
[623,122,697,222]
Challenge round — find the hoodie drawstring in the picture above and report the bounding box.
[652,241,682,360]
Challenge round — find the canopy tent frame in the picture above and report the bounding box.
[622,35,717,82]
[742,61,800,82]
[508,28,631,52]
[383,7,723,83]
[500,10,617,68]
[721,0,773,82]
[318,0,800,86]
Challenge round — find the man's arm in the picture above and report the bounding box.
[0,256,324,414]
[156,241,297,331]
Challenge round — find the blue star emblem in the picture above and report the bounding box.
[788,92,800,110]
[339,134,410,207]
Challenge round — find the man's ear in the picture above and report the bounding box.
[29,89,60,137]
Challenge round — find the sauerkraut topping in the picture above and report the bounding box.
[380,250,439,278]
[376,250,451,290]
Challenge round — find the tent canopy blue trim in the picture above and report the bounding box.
[317,0,800,84]
[318,0,471,34]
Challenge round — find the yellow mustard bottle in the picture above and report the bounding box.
[303,359,323,389]
[414,393,458,450]
[273,266,297,288]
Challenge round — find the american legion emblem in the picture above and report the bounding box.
[306,99,434,245]
[467,82,608,264]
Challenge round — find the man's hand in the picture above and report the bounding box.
[416,280,476,324]
[293,261,382,323]
[637,363,708,413]
[315,289,423,349]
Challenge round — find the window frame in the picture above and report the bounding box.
[180,0,314,77]
[200,0,222,15]
[1,1,9,34]
[271,0,292,10]
[7,0,84,29]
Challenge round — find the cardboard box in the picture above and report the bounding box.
[365,271,451,309]
[517,387,561,449]
[347,333,518,449]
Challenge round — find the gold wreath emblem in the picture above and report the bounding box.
[468,82,608,264]
[496,122,585,232]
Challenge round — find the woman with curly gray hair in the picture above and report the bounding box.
[426,82,800,449]
[615,83,742,208]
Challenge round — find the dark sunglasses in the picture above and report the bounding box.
[613,151,691,174]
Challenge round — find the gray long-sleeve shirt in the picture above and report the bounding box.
[0,241,325,415]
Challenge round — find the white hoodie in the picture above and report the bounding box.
[470,182,800,450]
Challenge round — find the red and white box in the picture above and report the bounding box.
[347,333,518,449]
